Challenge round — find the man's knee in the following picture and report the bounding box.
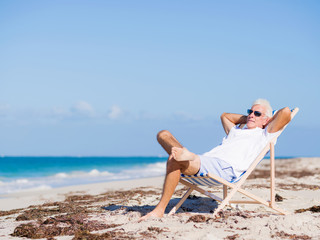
[157,130,182,155]
[157,130,171,143]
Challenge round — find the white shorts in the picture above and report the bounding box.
[198,155,237,182]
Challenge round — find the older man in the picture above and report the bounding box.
[139,99,291,221]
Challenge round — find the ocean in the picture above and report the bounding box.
[0,156,167,195]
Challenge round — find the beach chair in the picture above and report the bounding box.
[168,108,299,217]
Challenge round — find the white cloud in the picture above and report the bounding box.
[46,101,96,122]
[70,101,95,117]
[108,105,123,120]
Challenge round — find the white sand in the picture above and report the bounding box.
[0,158,319,240]
[0,176,165,211]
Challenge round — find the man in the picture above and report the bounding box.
[139,99,291,221]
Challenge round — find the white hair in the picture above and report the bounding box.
[252,98,273,118]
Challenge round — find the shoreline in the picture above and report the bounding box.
[0,157,311,196]
[0,157,168,197]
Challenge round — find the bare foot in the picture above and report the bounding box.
[171,147,196,161]
[138,210,163,222]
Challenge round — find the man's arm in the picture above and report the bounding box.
[266,107,291,133]
[221,113,247,135]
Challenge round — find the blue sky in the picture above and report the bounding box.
[0,1,319,157]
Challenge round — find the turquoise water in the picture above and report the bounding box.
[0,156,167,194]
[0,156,294,195]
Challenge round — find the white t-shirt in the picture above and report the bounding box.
[202,126,279,178]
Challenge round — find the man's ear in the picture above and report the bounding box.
[263,117,271,128]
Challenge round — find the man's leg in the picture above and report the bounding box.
[139,130,200,221]
[156,130,200,176]
[156,130,183,155]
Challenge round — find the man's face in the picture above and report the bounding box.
[246,104,269,129]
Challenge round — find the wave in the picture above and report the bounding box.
[0,161,166,195]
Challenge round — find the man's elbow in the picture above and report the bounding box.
[280,107,292,122]
[282,107,291,116]
[220,112,227,120]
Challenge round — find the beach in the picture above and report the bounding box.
[0,157,319,240]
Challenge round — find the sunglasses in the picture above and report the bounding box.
[247,109,263,117]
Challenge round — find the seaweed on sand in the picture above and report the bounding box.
[10,188,159,239]
[12,213,121,239]
[295,205,320,213]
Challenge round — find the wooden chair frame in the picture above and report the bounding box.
[168,108,299,217]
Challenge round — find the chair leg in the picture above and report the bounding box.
[168,187,194,215]
[270,142,275,207]
[212,186,239,217]
[223,185,228,199]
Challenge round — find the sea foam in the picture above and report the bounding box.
[0,161,166,195]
